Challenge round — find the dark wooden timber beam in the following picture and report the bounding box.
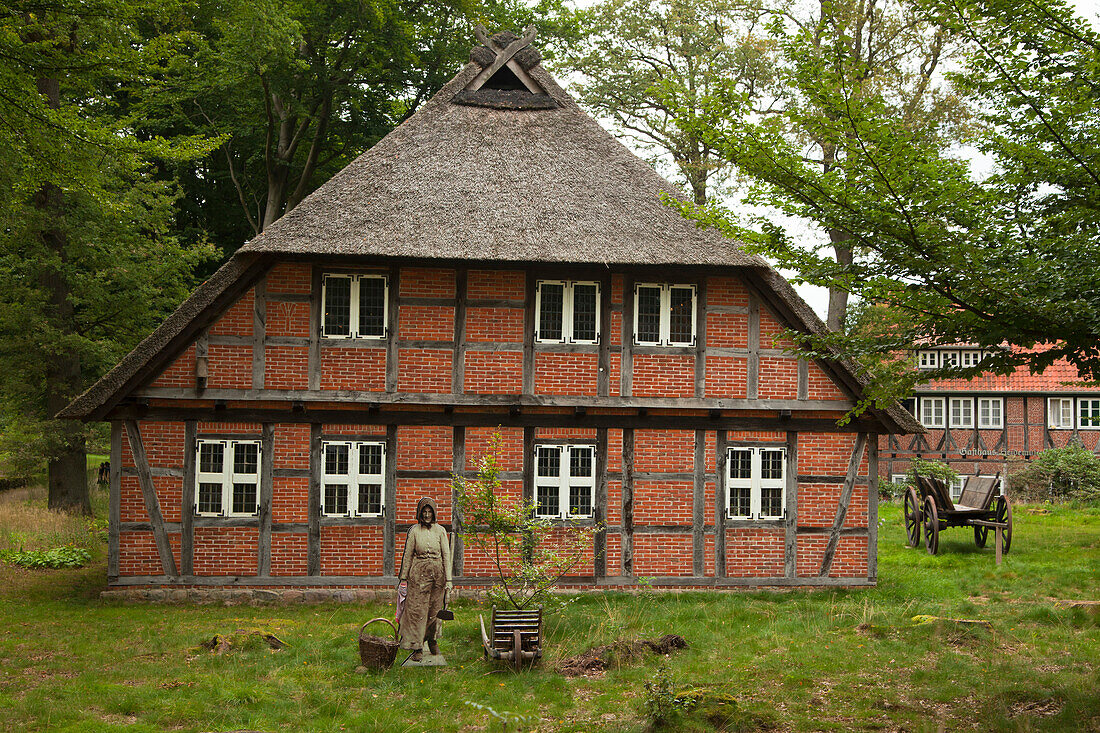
[124,420,178,577]
[819,432,868,577]
[715,429,728,578]
[181,421,196,576]
[692,429,706,576]
[784,431,799,578]
[307,423,321,575]
[257,423,275,576]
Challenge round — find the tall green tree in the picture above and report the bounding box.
[557,0,784,205]
[674,0,1100,404]
[146,0,564,253]
[0,0,215,511]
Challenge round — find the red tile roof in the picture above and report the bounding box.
[918,355,1100,393]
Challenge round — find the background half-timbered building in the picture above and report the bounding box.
[62,31,919,591]
[882,346,1100,497]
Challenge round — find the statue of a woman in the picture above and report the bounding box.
[397,497,452,661]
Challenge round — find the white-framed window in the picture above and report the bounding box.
[726,446,786,520]
[195,439,261,517]
[1079,398,1100,429]
[977,397,1003,428]
[949,397,973,428]
[917,350,939,369]
[535,280,600,343]
[919,397,945,428]
[891,474,908,485]
[960,350,983,368]
[1048,397,1074,429]
[941,351,959,368]
[321,441,386,516]
[949,476,965,502]
[634,283,697,346]
[534,444,595,519]
[321,273,388,339]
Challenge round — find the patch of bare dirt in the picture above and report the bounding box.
[557,634,687,677]
[1010,698,1064,718]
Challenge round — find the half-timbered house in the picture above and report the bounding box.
[62,30,920,592]
[882,345,1100,497]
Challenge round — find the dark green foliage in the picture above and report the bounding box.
[1011,442,1100,502]
[0,545,92,569]
[670,0,1100,407]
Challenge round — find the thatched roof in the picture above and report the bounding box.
[237,62,761,268]
[58,40,920,433]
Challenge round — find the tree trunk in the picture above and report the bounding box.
[35,77,90,514]
[827,228,853,332]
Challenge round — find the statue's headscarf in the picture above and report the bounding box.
[416,497,438,528]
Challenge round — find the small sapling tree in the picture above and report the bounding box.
[453,431,598,609]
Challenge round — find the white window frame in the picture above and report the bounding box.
[534,280,601,344]
[917,350,939,369]
[891,474,909,485]
[533,444,596,519]
[941,351,960,368]
[919,397,945,428]
[633,283,697,347]
[960,350,983,368]
[1079,398,1100,430]
[949,476,965,502]
[321,273,389,340]
[321,441,386,517]
[977,397,1003,428]
[949,397,974,428]
[726,446,787,520]
[1048,397,1074,429]
[194,439,261,517]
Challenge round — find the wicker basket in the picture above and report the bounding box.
[358,617,399,670]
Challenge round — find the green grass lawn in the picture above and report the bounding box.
[0,496,1097,732]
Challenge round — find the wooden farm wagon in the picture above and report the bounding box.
[903,475,1013,557]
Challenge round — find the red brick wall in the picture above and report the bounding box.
[149,344,196,389]
[271,534,308,576]
[534,353,598,395]
[633,355,693,397]
[267,301,310,338]
[706,312,748,348]
[207,345,252,389]
[320,527,384,575]
[633,534,693,576]
[759,357,798,399]
[705,356,747,398]
[399,306,454,340]
[320,347,386,391]
[467,307,523,342]
[397,349,453,393]
[468,270,524,300]
[193,528,258,576]
[266,346,309,390]
[807,363,847,400]
[464,351,522,394]
[727,529,785,577]
[400,268,455,298]
[266,263,311,294]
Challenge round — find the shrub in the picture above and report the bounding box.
[453,430,598,610]
[883,458,959,499]
[0,545,92,569]
[1010,442,1100,502]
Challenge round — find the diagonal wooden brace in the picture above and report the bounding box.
[468,25,539,92]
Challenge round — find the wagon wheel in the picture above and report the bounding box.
[512,628,523,672]
[923,496,939,555]
[974,524,988,548]
[904,487,922,548]
[994,495,1013,554]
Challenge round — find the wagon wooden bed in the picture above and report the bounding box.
[903,474,1013,557]
[479,606,542,670]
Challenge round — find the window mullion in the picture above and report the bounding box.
[563,282,574,343]
[349,277,360,338]
[348,443,359,516]
[659,286,670,345]
[750,449,761,519]
[221,441,233,517]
